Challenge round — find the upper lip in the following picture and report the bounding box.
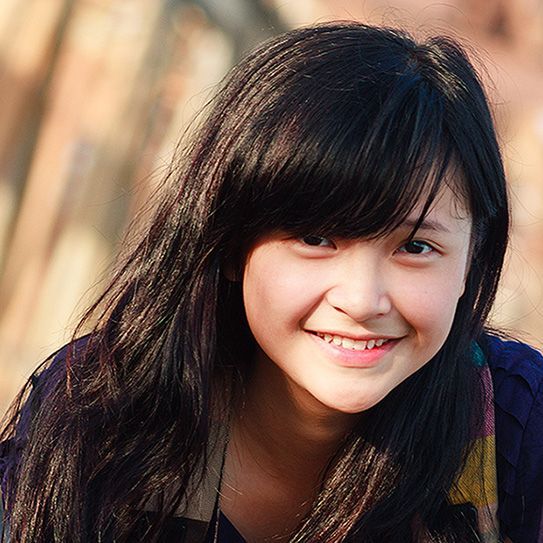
[307,330,403,341]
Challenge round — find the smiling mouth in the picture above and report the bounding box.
[312,332,393,351]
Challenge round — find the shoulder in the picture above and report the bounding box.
[0,337,89,488]
[481,333,543,542]
[483,333,543,393]
[0,337,92,539]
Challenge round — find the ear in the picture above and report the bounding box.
[223,259,241,282]
[460,224,478,298]
[458,258,474,298]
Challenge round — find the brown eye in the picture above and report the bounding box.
[399,240,434,255]
[300,236,335,248]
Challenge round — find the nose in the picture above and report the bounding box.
[325,248,392,322]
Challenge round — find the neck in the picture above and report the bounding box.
[219,350,361,542]
[234,348,360,480]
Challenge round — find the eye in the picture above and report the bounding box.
[397,240,435,255]
[299,235,336,248]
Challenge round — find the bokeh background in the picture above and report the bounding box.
[1,0,542,413]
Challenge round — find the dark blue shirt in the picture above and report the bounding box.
[1,334,542,541]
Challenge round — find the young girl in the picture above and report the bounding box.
[1,21,542,543]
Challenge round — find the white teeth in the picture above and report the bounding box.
[315,332,390,351]
[353,340,367,351]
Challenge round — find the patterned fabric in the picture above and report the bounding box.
[485,335,543,543]
[448,362,499,542]
[2,334,543,542]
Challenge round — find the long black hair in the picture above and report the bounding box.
[1,22,509,542]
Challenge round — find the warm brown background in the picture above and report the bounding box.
[1,0,542,413]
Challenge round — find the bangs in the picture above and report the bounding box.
[228,69,459,242]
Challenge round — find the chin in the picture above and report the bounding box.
[323,393,387,414]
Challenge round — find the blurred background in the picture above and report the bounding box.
[0,0,542,413]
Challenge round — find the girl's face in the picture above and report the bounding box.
[242,184,472,414]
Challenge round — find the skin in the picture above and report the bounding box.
[221,185,473,542]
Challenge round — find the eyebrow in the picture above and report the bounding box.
[400,218,451,233]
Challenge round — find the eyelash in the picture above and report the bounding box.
[397,240,435,256]
[299,235,336,248]
[299,236,436,256]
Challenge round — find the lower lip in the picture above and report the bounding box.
[308,333,398,368]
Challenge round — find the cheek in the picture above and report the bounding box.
[396,270,466,340]
[244,256,323,320]
[242,257,315,340]
[242,266,277,339]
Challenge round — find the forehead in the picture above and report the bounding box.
[425,182,470,219]
[407,183,472,235]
